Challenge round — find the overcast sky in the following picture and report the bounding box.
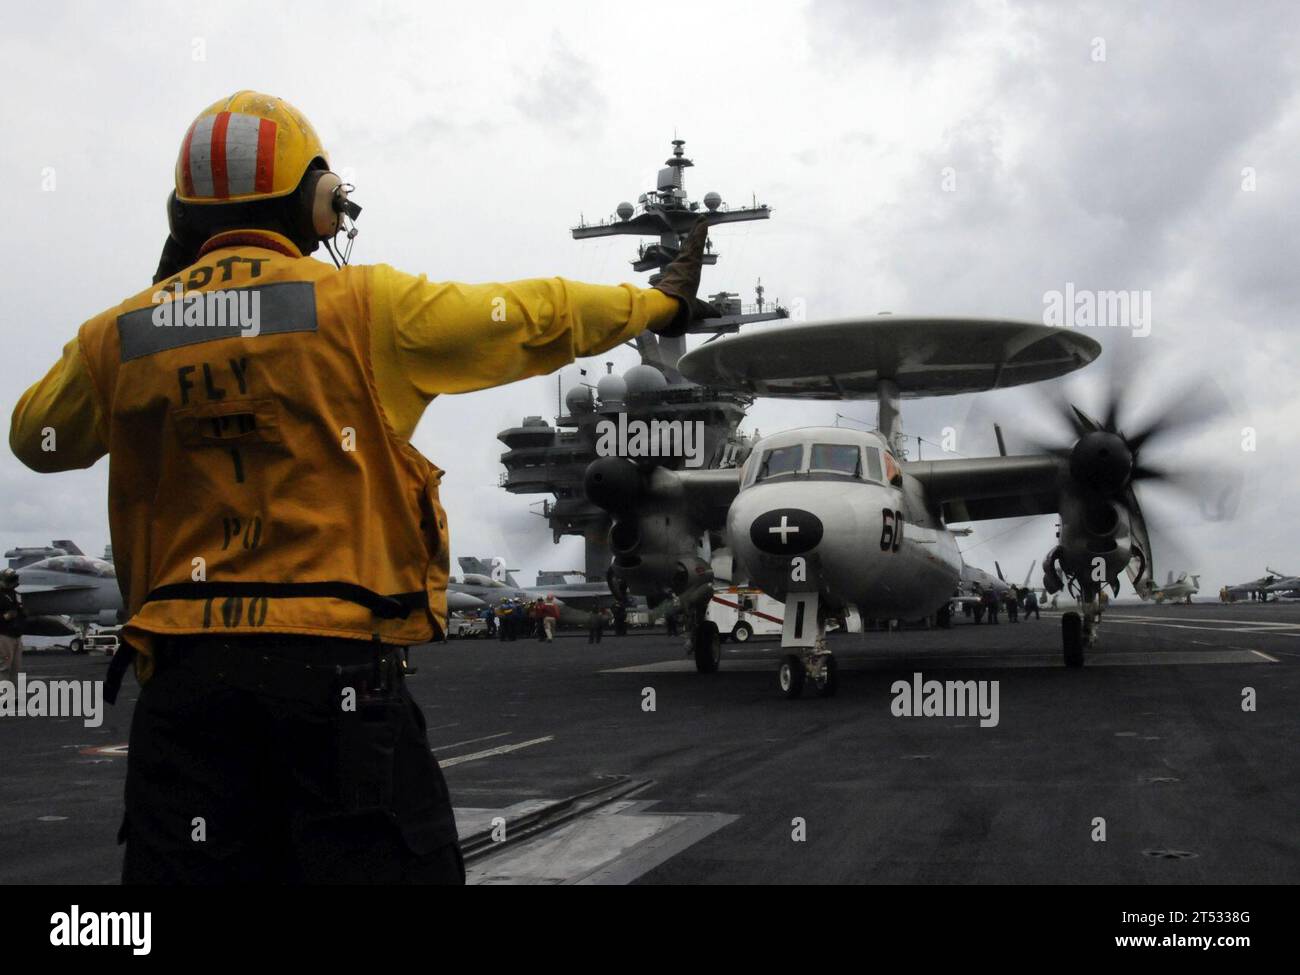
[2,0,1296,593]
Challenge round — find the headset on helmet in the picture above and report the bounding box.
[168,91,361,264]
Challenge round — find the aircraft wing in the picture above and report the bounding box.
[446,588,488,612]
[18,615,79,637]
[904,456,1062,523]
[17,583,96,594]
[676,468,744,531]
[528,589,610,611]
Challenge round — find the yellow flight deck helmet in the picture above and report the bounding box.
[174,90,328,205]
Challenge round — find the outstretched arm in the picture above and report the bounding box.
[10,337,108,473]
[372,268,681,398]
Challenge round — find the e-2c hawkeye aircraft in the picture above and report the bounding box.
[584,316,1236,698]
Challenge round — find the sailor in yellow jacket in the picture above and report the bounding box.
[9,91,714,884]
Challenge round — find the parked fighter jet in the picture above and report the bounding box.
[1137,570,1200,604]
[584,316,1237,697]
[1224,569,1290,602]
[1260,568,1300,599]
[951,560,1032,610]
[14,554,124,651]
[5,539,86,569]
[457,556,521,588]
[447,556,616,625]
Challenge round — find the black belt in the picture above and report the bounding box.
[142,581,427,620]
[106,632,407,706]
[108,582,429,704]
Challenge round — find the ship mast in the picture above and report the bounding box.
[570,138,786,380]
[498,139,783,580]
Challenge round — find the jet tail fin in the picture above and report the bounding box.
[457,556,519,587]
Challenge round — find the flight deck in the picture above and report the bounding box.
[2,601,1295,885]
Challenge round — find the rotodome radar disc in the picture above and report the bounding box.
[678,316,1102,399]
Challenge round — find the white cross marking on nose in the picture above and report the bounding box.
[769,515,799,544]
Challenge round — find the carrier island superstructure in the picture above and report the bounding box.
[497,140,786,581]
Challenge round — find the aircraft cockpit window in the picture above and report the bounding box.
[810,444,863,477]
[864,447,884,483]
[29,556,116,577]
[756,445,804,481]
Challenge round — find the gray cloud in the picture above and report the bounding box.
[2,0,1297,593]
[512,32,607,133]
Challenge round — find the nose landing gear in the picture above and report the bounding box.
[778,646,837,699]
[779,655,804,698]
[1061,597,1102,668]
[777,592,837,698]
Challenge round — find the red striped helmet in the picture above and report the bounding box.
[174,91,327,204]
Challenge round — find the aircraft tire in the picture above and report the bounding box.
[731,621,752,643]
[693,621,721,673]
[1062,612,1084,668]
[813,656,838,698]
[779,655,805,699]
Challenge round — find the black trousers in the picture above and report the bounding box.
[120,635,463,884]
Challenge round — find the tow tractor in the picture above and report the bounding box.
[706,586,784,645]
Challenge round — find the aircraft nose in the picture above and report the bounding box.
[749,507,825,556]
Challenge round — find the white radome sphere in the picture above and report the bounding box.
[596,373,628,405]
[565,385,595,413]
[623,364,669,395]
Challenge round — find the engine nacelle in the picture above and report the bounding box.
[607,509,703,604]
[584,457,645,515]
[590,459,710,607]
[1055,485,1133,597]
[671,557,714,600]
[97,609,123,627]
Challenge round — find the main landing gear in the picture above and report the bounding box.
[692,620,721,673]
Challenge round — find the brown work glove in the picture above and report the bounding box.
[651,221,721,336]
